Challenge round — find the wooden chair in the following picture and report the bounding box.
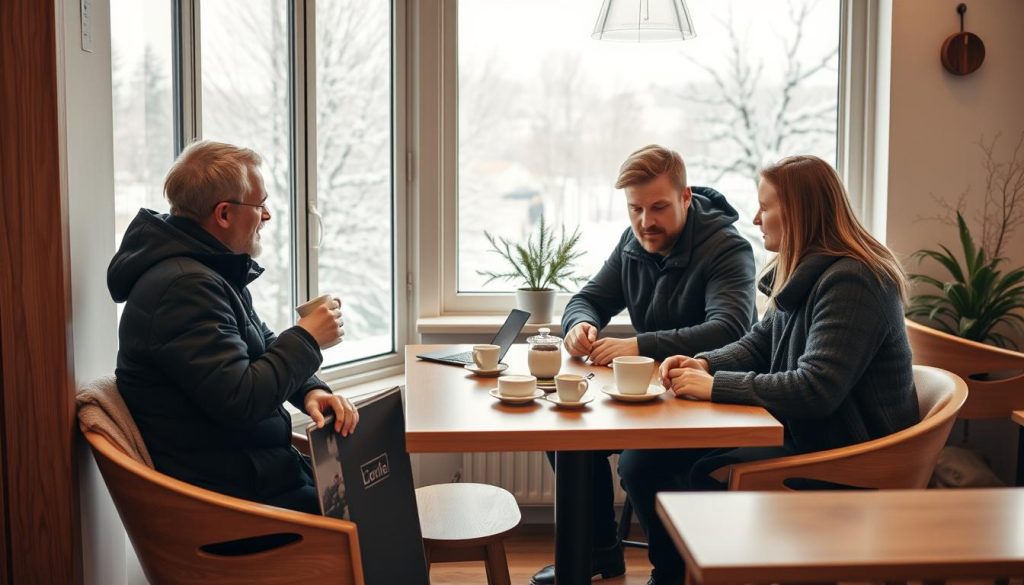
[905,318,1024,419]
[722,365,968,490]
[84,429,365,585]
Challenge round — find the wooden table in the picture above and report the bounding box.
[656,489,1024,584]
[405,345,784,585]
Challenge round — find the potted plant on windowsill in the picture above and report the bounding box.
[477,217,588,324]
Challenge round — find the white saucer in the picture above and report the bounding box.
[601,384,666,402]
[536,380,557,393]
[489,388,544,404]
[544,392,594,409]
[464,363,509,377]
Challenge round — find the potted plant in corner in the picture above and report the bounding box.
[906,133,1024,348]
[906,212,1024,347]
[477,217,588,324]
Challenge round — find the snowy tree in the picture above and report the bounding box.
[677,0,838,186]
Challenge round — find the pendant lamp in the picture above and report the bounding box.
[592,0,697,42]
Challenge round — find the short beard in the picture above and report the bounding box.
[246,234,263,258]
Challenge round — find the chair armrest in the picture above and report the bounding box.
[727,422,948,491]
[292,432,311,456]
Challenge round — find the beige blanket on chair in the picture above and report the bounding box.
[76,375,154,468]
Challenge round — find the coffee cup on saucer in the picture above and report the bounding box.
[612,356,655,395]
[497,375,536,398]
[472,344,501,370]
[555,374,589,402]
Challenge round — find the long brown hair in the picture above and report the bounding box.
[760,155,908,304]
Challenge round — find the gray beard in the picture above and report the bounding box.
[246,233,263,258]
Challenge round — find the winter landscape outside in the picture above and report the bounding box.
[111,0,838,368]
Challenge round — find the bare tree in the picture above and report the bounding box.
[529,53,588,229]
[196,0,398,343]
[917,132,1024,259]
[677,0,838,186]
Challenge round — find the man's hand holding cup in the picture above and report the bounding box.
[296,293,344,349]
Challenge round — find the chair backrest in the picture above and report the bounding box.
[906,318,1024,419]
[83,430,364,585]
[728,365,968,491]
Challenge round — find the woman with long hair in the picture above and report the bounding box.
[618,155,920,585]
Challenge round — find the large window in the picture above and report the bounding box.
[200,0,296,337]
[314,0,396,365]
[111,1,402,379]
[111,0,175,245]
[454,0,841,294]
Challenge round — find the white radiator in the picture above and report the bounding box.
[461,452,628,505]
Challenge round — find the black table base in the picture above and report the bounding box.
[555,451,595,585]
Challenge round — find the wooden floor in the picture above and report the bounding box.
[428,524,654,585]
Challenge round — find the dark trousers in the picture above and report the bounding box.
[260,453,321,514]
[262,476,319,514]
[546,450,621,549]
[206,463,320,556]
[618,446,795,579]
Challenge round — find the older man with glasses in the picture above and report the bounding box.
[108,140,356,514]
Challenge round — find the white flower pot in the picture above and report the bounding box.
[516,288,555,324]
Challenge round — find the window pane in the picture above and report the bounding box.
[111,0,174,248]
[458,0,840,292]
[315,0,394,366]
[201,0,295,335]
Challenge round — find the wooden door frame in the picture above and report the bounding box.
[0,0,83,582]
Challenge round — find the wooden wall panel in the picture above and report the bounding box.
[0,0,82,583]
[0,319,8,585]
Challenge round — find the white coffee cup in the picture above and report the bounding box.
[555,374,588,402]
[612,356,655,395]
[497,375,537,398]
[473,344,500,370]
[295,293,343,349]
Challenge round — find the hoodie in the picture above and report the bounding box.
[562,187,756,359]
[108,209,326,501]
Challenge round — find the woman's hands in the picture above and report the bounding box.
[659,355,714,400]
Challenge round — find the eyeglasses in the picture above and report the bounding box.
[222,200,270,214]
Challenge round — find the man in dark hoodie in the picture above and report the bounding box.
[108,140,356,514]
[531,145,755,585]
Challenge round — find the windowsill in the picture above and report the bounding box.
[416,313,636,336]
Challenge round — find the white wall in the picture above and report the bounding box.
[883,0,1024,483]
[886,0,1024,268]
[59,0,146,581]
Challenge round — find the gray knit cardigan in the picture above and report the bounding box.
[695,254,920,454]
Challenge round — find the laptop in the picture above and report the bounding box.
[416,308,530,366]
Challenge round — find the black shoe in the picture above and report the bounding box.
[529,541,626,585]
[647,569,685,585]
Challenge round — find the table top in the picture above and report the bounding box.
[1013,410,1024,427]
[656,489,1024,584]
[404,344,783,453]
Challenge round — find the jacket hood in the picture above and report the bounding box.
[623,186,741,267]
[685,186,740,245]
[108,209,262,302]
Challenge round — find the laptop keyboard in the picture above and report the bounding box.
[444,351,473,364]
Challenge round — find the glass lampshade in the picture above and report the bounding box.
[592,0,696,42]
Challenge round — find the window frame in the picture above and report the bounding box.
[412,0,879,317]
[172,0,409,385]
